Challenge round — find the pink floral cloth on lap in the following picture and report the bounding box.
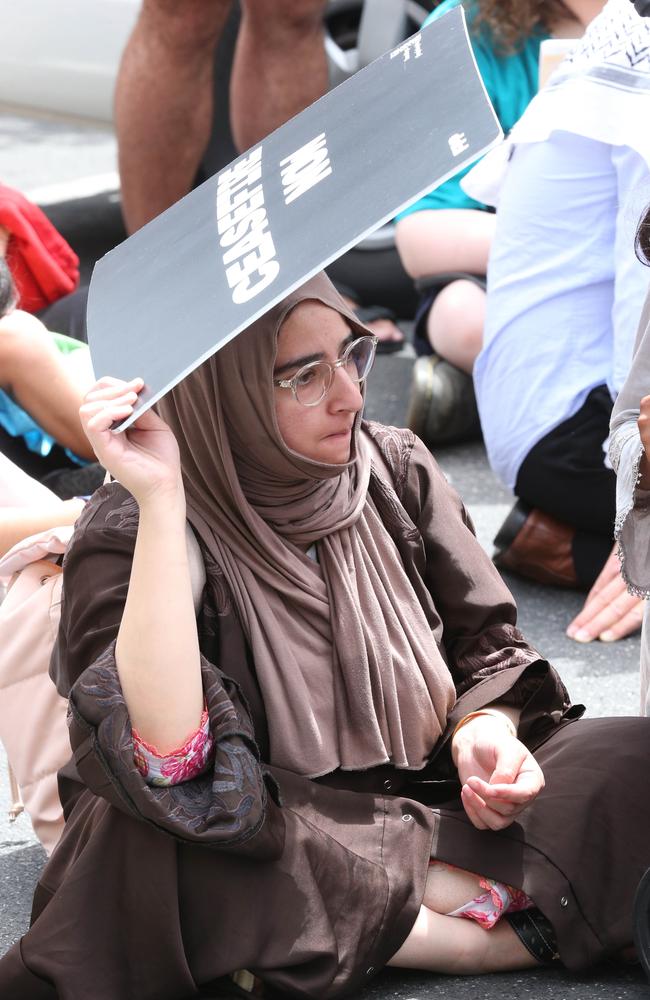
[132,707,215,786]
[448,875,533,930]
[429,860,533,930]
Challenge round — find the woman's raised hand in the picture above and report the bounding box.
[452,715,544,832]
[80,377,182,506]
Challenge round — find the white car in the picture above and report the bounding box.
[0,0,139,123]
[0,0,430,123]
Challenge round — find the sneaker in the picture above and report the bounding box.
[406,354,481,446]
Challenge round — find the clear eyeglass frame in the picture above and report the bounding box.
[273,334,379,407]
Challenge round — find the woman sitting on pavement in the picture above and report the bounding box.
[396,0,605,444]
[3,272,650,997]
[467,0,650,644]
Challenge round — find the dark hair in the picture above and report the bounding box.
[473,0,573,54]
[636,205,650,267]
[0,257,17,318]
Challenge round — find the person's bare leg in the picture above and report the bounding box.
[114,0,233,233]
[427,279,486,373]
[388,906,537,974]
[388,862,538,974]
[0,311,94,460]
[395,209,495,279]
[230,0,328,152]
[421,861,486,913]
[231,2,403,345]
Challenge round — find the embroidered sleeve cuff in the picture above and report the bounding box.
[132,706,215,786]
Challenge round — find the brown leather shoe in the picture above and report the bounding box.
[493,503,579,588]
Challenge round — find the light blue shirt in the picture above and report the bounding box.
[474,132,650,490]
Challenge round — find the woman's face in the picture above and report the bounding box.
[274,300,364,465]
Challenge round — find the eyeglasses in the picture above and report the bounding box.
[273,335,378,407]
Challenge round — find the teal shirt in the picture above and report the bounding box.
[397,0,548,217]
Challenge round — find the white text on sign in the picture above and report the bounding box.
[280,133,333,206]
[448,132,470,156]
[215,146,280,304]
[390,35,423,63]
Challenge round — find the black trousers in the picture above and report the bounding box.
[514,385,615,588]
[0,425,76,480]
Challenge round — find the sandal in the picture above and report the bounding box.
[333,283,405,354]
[353,303,405,354]
[505,908,559,964]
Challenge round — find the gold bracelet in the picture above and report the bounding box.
[451,709,517,743]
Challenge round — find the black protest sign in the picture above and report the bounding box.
[87,7,501,430]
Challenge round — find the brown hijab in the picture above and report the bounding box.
[158,273,455,777]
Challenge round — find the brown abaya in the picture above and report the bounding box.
[1,281,650,999]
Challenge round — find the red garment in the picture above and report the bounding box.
[0,183,79,312]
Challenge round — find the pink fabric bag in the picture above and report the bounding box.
[0,555,69,854]
[0,450,58,507]
[0,460,73,853]
[0,518,206,856]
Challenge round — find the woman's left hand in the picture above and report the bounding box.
[452,716,544,831]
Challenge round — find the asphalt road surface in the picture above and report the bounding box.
[0,108,647,998]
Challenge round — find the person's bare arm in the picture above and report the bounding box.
[0,499,85,558]
[0,309,94,459]
[116,485,203,752]
[80,377,203,754]
[395,209,496,279]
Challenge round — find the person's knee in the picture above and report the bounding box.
[240,0,327,37]
[138,0,232,55]
[395,214,440,279]
[428,280,485,358]
[0,315,49,384]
